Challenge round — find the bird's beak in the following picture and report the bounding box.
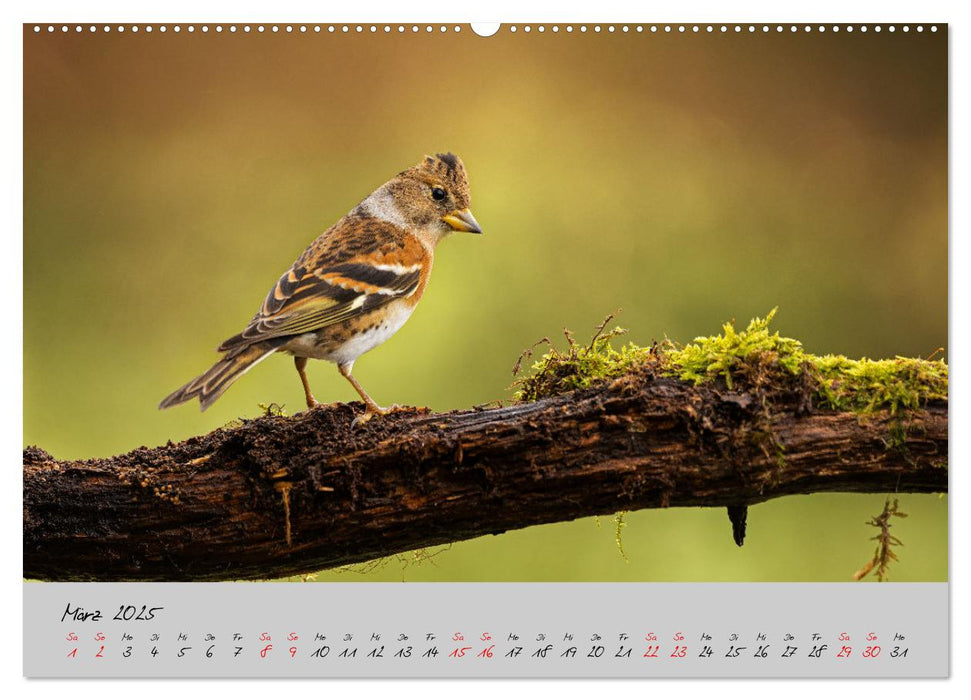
[442,208,483,234]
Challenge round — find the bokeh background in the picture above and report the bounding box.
[24,24,947,582]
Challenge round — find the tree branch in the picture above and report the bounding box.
[23,373,947,581]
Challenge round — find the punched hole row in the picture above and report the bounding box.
[32,24,940,35]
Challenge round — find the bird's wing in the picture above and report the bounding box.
[218,221,427,352]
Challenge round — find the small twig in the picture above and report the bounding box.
[512,336,556,376]
[588,310,621,352]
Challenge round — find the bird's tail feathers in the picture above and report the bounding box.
[159,340,286,411]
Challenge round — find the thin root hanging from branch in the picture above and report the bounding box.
[853,498,908,582]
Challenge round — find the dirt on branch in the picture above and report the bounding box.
[23,369,947,582]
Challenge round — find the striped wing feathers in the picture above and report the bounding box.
[218,225,426,351]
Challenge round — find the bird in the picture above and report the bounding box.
[159,152,482,419]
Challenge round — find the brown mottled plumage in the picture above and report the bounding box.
[160,153,481,417]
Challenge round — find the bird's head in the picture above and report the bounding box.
[363,153,482,241]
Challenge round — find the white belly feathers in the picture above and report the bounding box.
[282,300,415,366]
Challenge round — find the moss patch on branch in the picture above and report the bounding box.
[512,316,657,402]
[514,309,948,415]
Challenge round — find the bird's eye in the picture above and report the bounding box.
[431,187,447,201]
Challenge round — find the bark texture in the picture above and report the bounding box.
[23,373,948,581]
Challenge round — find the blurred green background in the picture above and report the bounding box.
[24,26,947,582]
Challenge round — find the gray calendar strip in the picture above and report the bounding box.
[23,582,948,678]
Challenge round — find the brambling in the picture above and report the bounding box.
[160,153,482,418]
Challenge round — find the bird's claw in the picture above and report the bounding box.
[350,403,408,428]
[300,399,345,415]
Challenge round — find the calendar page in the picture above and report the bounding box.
[22,19,948,679]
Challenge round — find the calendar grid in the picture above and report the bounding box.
[24,582,948,678]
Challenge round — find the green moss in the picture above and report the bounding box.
[810,354,948,414]
[883,421,909,451]
[668,309,947,414]
[515,309,948,415]
[513,317,656,402]
[258,402,288,417]
[668,309,805,389]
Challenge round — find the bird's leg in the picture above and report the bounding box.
[338,362,401,423]
[294,356,318,409]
